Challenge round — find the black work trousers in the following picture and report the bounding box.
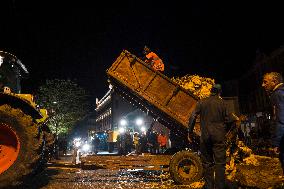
[200,137,226,189]
[279,135,284,175]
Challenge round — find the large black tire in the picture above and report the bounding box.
[169,150,203,185]
[0,105,46,188]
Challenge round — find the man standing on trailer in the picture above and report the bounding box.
[143,46,164,72]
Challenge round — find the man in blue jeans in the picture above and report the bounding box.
[262,72,284,176]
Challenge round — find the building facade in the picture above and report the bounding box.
[93,85,136,138]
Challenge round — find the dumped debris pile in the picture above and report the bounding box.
[236,154,283,188]
[171,74,215,99]
[225,140,284,188]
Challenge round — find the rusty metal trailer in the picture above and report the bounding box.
[106,50,204,184]
[104,50,240,185]
[106,50,199,139]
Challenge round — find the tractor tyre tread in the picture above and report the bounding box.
[169,150,203,185]
[0,105,43,188]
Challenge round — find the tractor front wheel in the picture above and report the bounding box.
[0,105,43,188]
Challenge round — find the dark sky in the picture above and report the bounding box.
[1,1,284,99]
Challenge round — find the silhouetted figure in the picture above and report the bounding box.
[138,132,148,153]
[133,132,139,154]
[147,129,158,154]
[158,132,167,154]
[124,130,132,154]
[188,84,239,189]
[93,136,100,154]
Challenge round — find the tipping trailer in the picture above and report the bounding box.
[107,50,200,143]
[106,50,240,184]
[107,50,203,184]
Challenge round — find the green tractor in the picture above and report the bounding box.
[0,51,53,188]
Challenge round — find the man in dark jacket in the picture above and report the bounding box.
[93,136,100,154]
[188,84,238,189]
[262,72,284,175]
[124,130,133,155]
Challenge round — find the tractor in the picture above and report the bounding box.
[0,51,53,188]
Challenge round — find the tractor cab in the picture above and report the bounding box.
[0,51,29,94]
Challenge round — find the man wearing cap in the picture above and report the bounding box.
[188,84,239,189]
[262,72,284,176]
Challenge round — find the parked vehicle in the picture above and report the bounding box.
[0,51,53,188]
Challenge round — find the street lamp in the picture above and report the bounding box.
[120,119,127,126]
[135,118,143,126]
[119,117,146,133]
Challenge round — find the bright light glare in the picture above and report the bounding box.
[82,143,90,152]
[119,127,125,133]
[135,118,143,126]
[120,119,127,126]
[74,138,81,147]
[0,56,3,66]
[141,127,146,132]
[75,141,81,148]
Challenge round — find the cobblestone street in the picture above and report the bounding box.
[15,154,204,189]
[11,153,284,189]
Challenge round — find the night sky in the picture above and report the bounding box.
[1,1,284,99]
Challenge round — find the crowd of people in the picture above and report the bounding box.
[116,127,168,155]
[236,112,272,149]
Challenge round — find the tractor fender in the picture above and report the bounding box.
[0,93,42,120]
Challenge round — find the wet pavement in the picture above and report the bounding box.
[18,154,204,189]
[25,168,169,189]
[13,153,284,189]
